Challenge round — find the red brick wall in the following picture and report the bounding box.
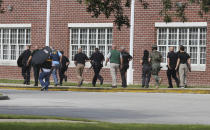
[0,0,209,86]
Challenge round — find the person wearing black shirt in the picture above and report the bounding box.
[20,45,32,85]
[27,45,40,86]
[59,51,70,86]
[90,48,104,87]
[39,58,52,91]
[167,47,179,88]
[175,45,191,88]
[74,48,89,87]
[141,50,151,88]
[120,47,132,88]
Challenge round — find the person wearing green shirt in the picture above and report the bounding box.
[105,45,123,88]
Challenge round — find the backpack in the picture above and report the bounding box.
[17,52,24,67]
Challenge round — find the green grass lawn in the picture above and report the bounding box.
[0,79,209,88]
[0,114,210,130]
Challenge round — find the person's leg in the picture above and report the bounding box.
[39,72,46,88]
[76,64,81,85]
[79,64,84,86]
[33,65,40,86]
[59,68,65,85]
[120,67,126,87]
[22,66,27,84]
[171,69,179,88]
[153,74,160,88]
[92,67,98,86]
[167,69,173,88]
[146,68,151,88]
[26,66,31,85]
[114,64,120,87]
[97,67,103,85]
[142,67,146,88]
[45,72,50,91]
[110,63,117,87]
[179,64,185,87]
[52,64,59,86]
[184,64,188,87]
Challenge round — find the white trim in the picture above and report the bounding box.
[127,0,135,85]
[0,60,17,66]
[155,22,207,28]
[45,0,51,46]
[161,63,206,71]
[0,24,31,28]
[68,23,113,28]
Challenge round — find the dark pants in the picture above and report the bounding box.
[33,65,40,86]
[39,71,51,90]
[59,67,67,85]
[92,66,103,86]
[167,68,179,88]
[142,65,151,88]
[22,65,31,84]
[120,65,129,87]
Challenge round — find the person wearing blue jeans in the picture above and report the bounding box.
[39,59,52,91]
[51,49,62,86]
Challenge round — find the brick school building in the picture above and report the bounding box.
[0,0,209,86]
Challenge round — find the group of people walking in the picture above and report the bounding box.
[18,43,191,90]
[141,45,191,88]
[18,45,69,90]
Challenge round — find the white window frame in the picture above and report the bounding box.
[155,22,207,71]
[68,23,113,68]
[0,24,31,66]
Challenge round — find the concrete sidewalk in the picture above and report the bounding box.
[1,83,210,94]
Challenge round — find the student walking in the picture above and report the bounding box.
[141,50,151,88]
[39,58,52,91]
[175,45,191,88]
[105,45,123,88]
[167,47,179,88]
[74,48,89,87]
[18,45,32,85]
[27,45,40,86]
[51,48,62,86]
[120,47,132,88]
[59,51,70,86]
[149,45,162,89]
[90,48,104,87]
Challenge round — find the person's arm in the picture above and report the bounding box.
[105,52,111,66]
[167,58,171,69]
[26,56,32,66]
[175,58,180,70]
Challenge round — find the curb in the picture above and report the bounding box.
[1,85,210,94]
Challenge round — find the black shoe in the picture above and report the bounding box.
[54,84,58,87]
[168,86,173,88]
[41,87,45,91]
[92,84,96,87]
[145,85,149,88]
[23,80,27,84]
[34,84,38,87]
[100,78,104,85]
[65,76,67,82]
[26,82,30,85]
[79,80,83,86]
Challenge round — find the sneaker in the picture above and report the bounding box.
[180,86,185,89]
[41,86,45,91]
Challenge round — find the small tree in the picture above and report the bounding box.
[78,0,210,29]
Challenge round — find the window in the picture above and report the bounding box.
[70,28,112,61]
[0,28,31,61]
[157,27,207,67]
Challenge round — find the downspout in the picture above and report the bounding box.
[127,0,135,85]
[46,0,51,46]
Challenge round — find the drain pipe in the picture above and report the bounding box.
[127,0,135,85]
[46,0,51,46]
